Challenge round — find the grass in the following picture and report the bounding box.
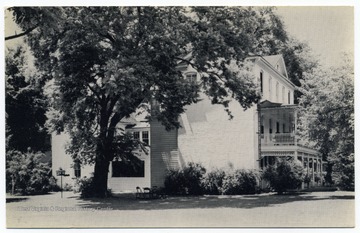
[6,190,355,228]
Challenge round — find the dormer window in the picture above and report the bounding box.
[186,72,197,83]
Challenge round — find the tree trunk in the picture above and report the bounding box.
[92,158,110,197]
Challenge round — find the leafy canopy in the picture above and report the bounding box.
[10,6,294,165]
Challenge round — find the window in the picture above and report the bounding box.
[186,72,197,83]
[276,121,280,133]
[142,131,149,145]
[282,86,285,103]
[288,91,291,104]
[74,160,81,178]
[269,119,272,134]
[133,131,140,140]
[112,159,145,177]
[276,82,279,102]
[132,130,150,145]
[269,77,272,99]
[260,71,263,94]
[283,123,286,133]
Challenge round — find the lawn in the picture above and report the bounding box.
[6,190,354,228]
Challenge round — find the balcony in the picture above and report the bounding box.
[261,133,296,146]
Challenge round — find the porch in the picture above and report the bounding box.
[258,101,323,187]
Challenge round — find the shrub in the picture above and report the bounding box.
[74,177,96,198]
[48,176,61,192]
[262,158,305,194]
[221,169,259,195]
[164,162,206,195]
[202,169,226,195]
[314,175,321,184]
[164,169,186,195]
[304,174,311,188]
[6,150,53,195]
[63,183,73,191]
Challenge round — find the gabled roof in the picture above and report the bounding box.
[262,55,289,80]
[262,55,282,67]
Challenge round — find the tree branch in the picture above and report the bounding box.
[5,25,38,41]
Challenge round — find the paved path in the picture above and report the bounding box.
[6,191,354,228]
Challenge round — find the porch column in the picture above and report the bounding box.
[294,109,298,146]
[301,153,304,189]
[319,158,322,179]
[307,154,310,174]
[312,157,315,181]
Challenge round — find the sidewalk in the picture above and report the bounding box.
[6,190,354,228]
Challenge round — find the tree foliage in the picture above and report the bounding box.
[297,54,354,190]
[8,6,307,197]
[6,150,53,195]
[5,45,49,152]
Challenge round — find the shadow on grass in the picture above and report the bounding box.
[73,192,354,211]
[6,197,29,203]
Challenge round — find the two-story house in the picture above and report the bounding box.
[51,54,322,192]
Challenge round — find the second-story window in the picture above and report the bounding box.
[269,77,272,100]
[142,131,149,145]
[282,86,285,103]
[133,131,140,141]
[260,71,263,94]
[288,91,291,104]
[269,118,272,134]
[132,130,150,146]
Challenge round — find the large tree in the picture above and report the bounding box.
[297,54,354,190]
[9,6,294,197]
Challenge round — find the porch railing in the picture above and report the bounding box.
[261,133,296,146]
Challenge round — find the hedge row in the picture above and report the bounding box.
[164,162,260,195]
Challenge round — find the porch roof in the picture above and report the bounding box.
[259,100,298,110]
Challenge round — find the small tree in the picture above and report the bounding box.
[6,150,53,195]
[262,157,305,194]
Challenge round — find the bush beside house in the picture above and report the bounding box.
[262,158,305,194]
[164,163,260,195]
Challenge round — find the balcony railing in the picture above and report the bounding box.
[261,133,296,146]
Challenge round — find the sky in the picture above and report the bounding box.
[276,6,354,68]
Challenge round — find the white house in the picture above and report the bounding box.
[51,54,322,192]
